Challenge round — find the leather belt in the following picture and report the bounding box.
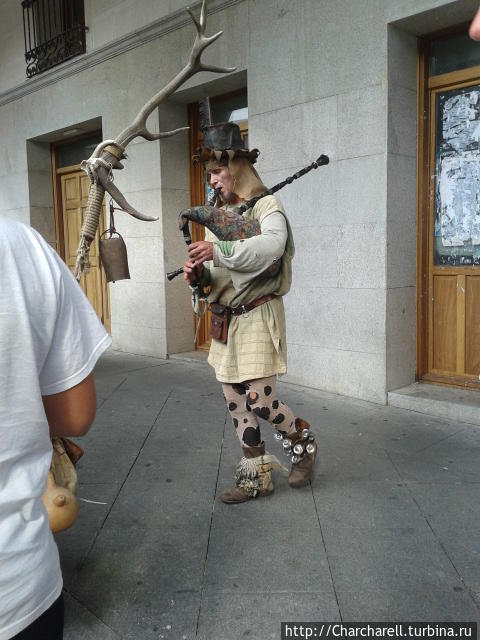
[230,294,275,316]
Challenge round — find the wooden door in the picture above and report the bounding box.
[188,90,248,350]
[57,165,111,332]
[419,53,480,387]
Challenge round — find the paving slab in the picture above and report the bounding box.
[204,497,331,594]
[313,480,427,530]
[387,449,480,484]
[406,482,480,595]
[57,349,480,639]
[59,481,122,590]
[339,410,466,456]
[63,591,118,640]
[322,525,479,621]
[196,592,341,640]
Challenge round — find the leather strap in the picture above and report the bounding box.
[230,294,275,316]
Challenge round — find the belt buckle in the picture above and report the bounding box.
[241,304,249,318]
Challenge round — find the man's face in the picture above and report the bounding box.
[208,166,235,203]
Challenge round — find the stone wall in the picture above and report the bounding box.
[0,0,478,400]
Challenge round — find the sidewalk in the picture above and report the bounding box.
[59,350,480,640]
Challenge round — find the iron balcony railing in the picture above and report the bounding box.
[22,0,87,78]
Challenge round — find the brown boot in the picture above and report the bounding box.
[220,441,287,504]
[280,418,317,488]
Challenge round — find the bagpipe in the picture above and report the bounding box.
[166,154,329,282]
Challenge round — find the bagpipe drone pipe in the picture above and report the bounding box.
[166,154,329,282]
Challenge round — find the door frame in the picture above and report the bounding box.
[188,89,248,350]
[51,136,111,332]
[50,130,102,261]
[417,39,480,388]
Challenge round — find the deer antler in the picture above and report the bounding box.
[74,0,236,280]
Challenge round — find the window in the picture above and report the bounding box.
[22,0,87,78]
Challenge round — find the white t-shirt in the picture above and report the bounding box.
[0,216,111,640]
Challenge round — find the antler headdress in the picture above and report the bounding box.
[73,0,235,280]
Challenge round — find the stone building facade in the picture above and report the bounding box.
[1,0,479,403]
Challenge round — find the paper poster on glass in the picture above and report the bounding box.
[434,85,480,266]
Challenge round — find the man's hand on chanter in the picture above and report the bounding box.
[188,240,214,265]
[183,259,201,284]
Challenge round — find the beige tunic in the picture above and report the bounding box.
[201,195,295,383]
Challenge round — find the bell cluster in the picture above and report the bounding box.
[274,428,315,464]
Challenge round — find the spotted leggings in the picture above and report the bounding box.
[222,375,296,448]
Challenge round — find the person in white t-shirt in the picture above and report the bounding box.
[0,215,111,640]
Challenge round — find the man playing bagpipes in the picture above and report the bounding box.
[68,0,323,507]
[182,121,317,504]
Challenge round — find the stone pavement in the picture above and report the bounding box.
[59,350,480,640]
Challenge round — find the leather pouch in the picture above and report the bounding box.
[209,302,230,344]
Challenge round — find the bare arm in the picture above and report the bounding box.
[42,373,97,438]
[470,6,480,40]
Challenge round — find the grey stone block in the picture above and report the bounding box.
[319,443,401,483]
[387,26,418,92]
[288,226,339,289]
[286,286,386,355]
[197,592,340,640]
[336,223,387,289]
[58,482,121,589]
[284,343,387,404]
[388,449,480,485]
[386,153,417,288]
[314,480,426,531]
[323,525,479,620]
[248,0,387,115]
[110,281,165,328]
[203,512,331,594]
[388,85,417,157]
[0,171,29,210]
[388,384,480,426]
[337,85,386,160]
[94,350,166,376]
[63,591,118,640]
[251,96,337,174]
[110,323,167,358]
[336,154,387,225]
[336,579,479,622]
[30,205,56,244]
[113,190,163,239]
[336,408,456,457]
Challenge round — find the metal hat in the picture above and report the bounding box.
[193,100,259,165]
[202,122,246,151]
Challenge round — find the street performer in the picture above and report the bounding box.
[183,121,317,504]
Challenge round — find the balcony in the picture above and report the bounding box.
[22,0,87,78]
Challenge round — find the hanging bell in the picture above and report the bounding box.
[99,200,131,283]
[99,230,130,282]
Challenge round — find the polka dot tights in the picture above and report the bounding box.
[222,375,296,448]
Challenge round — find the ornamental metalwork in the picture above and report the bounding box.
[22,0,87,78]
